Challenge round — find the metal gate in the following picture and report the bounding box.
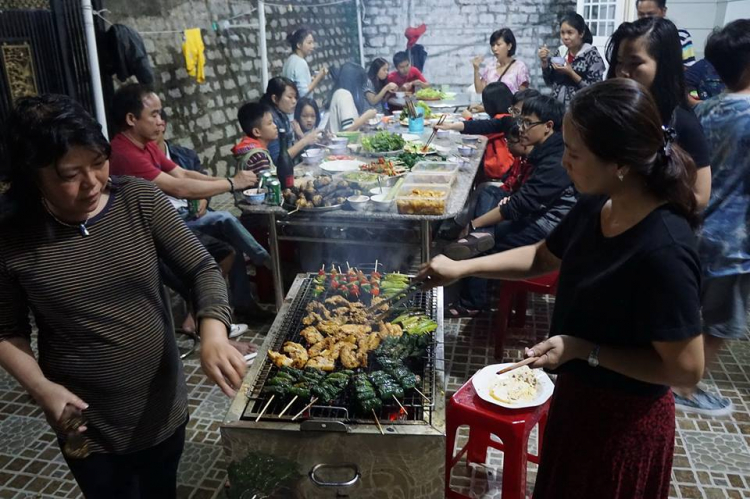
[0,0,100,168]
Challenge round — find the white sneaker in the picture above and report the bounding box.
[229,323,249,339]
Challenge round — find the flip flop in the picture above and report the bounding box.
[445,303,481,318]
[443,233,495,260]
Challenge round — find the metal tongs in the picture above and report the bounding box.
[365,277,431,323]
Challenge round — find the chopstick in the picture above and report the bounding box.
[393,396,408,416]
[278,395,298,418]
[255,394,275,422]
[372,409,385,435]
[422,114,447,152]
[413,387,431,404]
[496,357,539,375]
[291,397,319,421]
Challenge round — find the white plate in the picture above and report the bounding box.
[400,133,422,142]
[471,363,554,409]
[319,159,366,173]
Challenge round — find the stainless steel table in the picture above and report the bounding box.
[239,131,487,309]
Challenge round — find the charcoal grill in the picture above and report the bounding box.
[221,273,446,498]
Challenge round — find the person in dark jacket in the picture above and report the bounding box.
[103,24,154,84]
[440,95,575,316]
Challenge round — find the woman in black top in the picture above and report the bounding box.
[419,79,704,499]
[0,95,245,498]
[607,16,712,208]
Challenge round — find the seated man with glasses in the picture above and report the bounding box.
[439,94,575,317]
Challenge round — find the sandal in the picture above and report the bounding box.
[445,303,481,318]
[443,233,495,260]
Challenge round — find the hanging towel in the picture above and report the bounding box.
[182,28,206,83]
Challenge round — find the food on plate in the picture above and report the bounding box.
[282,177,362,210]
[362,131,406,153]
[489,366,540,403]
[361,157,406,176]
[326,155,355,161]
[404,142,437,155]
[415,88,447,100]
[396,152,427,169]
[340,171,380,188]
[396,188,447,215]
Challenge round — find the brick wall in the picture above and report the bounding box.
[102,0,360,177]
[361,0,576,91]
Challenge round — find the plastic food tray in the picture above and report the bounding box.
[395,184,450,215]
[407,161,460,186]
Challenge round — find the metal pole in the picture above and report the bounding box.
[420,220,431,264]
[355,0,365,67]
[80,0,108,138]
[258,0,269,92]
[268,213,284,310]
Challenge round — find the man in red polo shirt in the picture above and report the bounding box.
[387,51,430,92]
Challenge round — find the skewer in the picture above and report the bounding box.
[413,387,431,404]
[393,395,408,415]
[374,259,379,273]
[496,356,539,375]
[278,395,298,418]
[346,261,351,270]
[338,266,342,274]
[255,394,275,422]
[291,397,319,421]
[372,409,385,435]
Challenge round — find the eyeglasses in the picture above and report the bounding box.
[519,119,545,131]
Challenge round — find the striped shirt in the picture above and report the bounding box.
[0,177,232,454]
[679,28,696,67]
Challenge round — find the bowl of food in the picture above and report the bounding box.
[369,187,389,196]
[336,131,361,143]
[330,136,349,147]
[328,144,348,156]
[458,145,474,157]
[301,148,325,165]
[347,143,363,154]
[461,136,480,144]
[347,195,370,212]
[436,129,450,139]
[242,188,267,205]
[370,194,394,212]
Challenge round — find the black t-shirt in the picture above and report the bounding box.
[673,105,710,168]
[546,195,702,395]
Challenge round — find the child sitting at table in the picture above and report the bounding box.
[233,102,278,176]
[293,97,321,139]
[387,51,430,92]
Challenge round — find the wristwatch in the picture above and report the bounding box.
[587,345,601,368]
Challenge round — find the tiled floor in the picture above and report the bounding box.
[1,295,749,498]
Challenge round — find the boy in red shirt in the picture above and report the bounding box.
[387,51,430,92]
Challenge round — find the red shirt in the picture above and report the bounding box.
[109,133,178,181]
[386,67,427,88]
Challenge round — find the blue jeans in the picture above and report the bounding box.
[185,210,269,266]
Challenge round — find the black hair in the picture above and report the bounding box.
[261,77,298,109]
[482,81,514,117]
[111,83,155,132]
[560,12,593,45]
[606,17,686,125]
[330,62,369,115]
[238,102,273,138]
[705,19,750,91]
[294,97,321,130]
[636,0,667,10]
[512,88,540,105]
[287,27,313,52]
[521,95,565,131]
[393,51,410,68]
[367,57,389,92]
[3,94,110,214]
[569,78,697,226]
[489,28,517,57]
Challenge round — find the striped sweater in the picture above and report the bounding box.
[0,176,232,454]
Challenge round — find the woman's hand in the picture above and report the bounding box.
[472,55,483,70]
[200,321,247,397]
[301,130,322,147]
[32,380,89,433]
[552,63,578,79]
[435,122,463,132]
[384,82,399,93]
[417,254,467,289]
[292,120,305,139]
[362,109,378,121]
[538,44,550,62]
[525,335,591,370]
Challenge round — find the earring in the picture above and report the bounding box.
[617,171,625,182]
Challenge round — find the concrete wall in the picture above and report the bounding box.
[667,0,747,60]
[102,0,360,177]
[361,0,576,90]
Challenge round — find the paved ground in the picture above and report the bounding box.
[0,294,748,498]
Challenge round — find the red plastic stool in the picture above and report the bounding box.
[494,272,559,359]
[445,380,550,499]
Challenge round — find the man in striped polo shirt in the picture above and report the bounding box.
[636,0,696,67]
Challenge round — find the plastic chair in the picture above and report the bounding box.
[446,380,550,499]
[494,272,559,359]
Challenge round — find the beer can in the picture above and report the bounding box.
[259,171,273,189]
[267,180,282,206]
[188,199,200,218]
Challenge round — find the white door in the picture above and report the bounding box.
[577,0,628,61]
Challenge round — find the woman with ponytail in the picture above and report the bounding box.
[538,12,605,106]
[282,27,328,99]
[419,79,704,499]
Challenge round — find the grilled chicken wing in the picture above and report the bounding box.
[302,312,325,326]
[339,343,360,369]
[358,332,381,353]
[306,356,335,371]
[283,342,309,369]
[308,336,334,357]
[377,321,403,339]
[325,295,351,307]
[301,326,324,345]
[268,351,293,368]
[371,296,389,312]
[340,324,372,336]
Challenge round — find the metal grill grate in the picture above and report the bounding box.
[242,273,438,426]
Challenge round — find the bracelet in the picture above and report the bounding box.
[227,178,235,192]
